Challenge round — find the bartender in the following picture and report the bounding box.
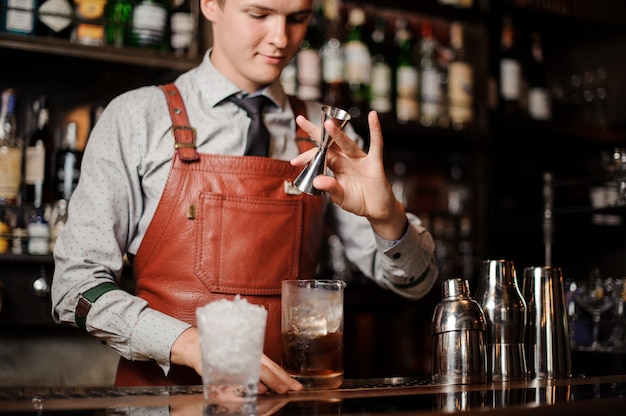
[51,0,438,393]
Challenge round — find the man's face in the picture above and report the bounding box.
[203,0,313,93]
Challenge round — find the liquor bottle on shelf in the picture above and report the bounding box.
[105,0,134,47]
[1,0,36,35]
[130,0,169,51]
[320,0,348,109]
[169,0,196,57]
[55,122,82,202]
[24,96,53,208]
[527,31,551,121]
[447,22,474,130]
[27,205,49,255]
[36,0,73,39]
[394,18,419,124]
[0,88,23,206]
[344,7,371,118]
[418,19,444,127]
[368,14,393,115]
[0,204,10,254]
[11,207,28,255]
[72,0,108,46]
[48,197,68,253]
[497,16,523,117]
[296,0,323,101]
[280,57,297,96]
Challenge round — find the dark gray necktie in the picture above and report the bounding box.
[232,95,270,157]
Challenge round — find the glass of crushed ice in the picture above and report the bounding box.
[281,279,347,389]
[196,295,267,402]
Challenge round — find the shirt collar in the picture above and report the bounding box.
[195,49,288,110]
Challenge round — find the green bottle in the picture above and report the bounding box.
[106,0,134,47]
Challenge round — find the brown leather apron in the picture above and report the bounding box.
[115,85,325,386]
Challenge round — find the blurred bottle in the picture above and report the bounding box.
[296,0,323,101]
[131,0,169,50]
[394,18,419,124]
[390,161,410,209]
[368,14,393,115]
[527,32,551,121]
[1,0,36,35]
[25,95,53,208]
[419,20,444,127]
[0,204,10,254]
[320,0,348,109]
[105,0,134,47]
[48,198,67,252]
[55,122,82,201]
[498,16,523,117]
[0,88,23,206]
[447,22,474,130]
[344,7,371,118]
[169,0,196,56]
[36,0,73,38]
[27,205,49,255]
[11,207,28,255]
[280,57,297,96]
[73,0,108,46]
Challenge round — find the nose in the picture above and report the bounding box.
[268,18,289,49]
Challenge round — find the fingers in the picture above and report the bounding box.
[296,115,321,143]
[259,354,303,394]
[290,146,318,167]
[367,111,384,159]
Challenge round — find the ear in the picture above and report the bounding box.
[200,0,219,23]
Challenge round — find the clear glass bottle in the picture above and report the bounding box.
[169,0,196,56]
[296,0,323,101]
[27,205,50,255]
[527,31,551,121]
[344,7,371,118]
[131,0,169,51]
[320,0,348,109]
[394,18,419,124]
[48,198,68,253]
[368,14,393,115]
[447,22,474,130]
[419,20,443,127]
[498,16,523,117]
[25,95,52,208]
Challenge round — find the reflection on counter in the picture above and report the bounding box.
[1,376,625,415]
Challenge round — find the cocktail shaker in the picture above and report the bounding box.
[432,278,487,385]
[475,259,528,382]
[522,266,572,379]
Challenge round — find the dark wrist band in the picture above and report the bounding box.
[75,282,121,331]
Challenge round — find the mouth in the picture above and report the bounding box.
[260,53,287,66]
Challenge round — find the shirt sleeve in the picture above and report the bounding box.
[328,203,438,300]
[50,91,190,375]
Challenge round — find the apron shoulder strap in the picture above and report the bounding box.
[159,84,199,162]
[287,95,316,153]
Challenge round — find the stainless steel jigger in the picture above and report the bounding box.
[293,105,351,195]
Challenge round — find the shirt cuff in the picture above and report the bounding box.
[376,222,436,287]
[131,309,193,375]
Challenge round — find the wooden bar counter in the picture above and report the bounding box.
[1,374,625,415]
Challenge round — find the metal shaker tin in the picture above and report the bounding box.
[431,278,487,385]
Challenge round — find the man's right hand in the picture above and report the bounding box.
[171,327,302,394]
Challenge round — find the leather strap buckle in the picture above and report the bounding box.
[75,282,121,331]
